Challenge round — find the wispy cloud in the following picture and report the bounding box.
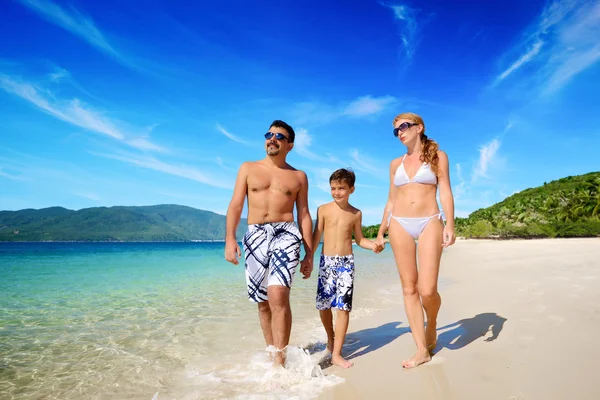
[496,40,544,82]
[0,73,165,152]
[381,3,421,61]
[291,95,398,125]
[495,0,600,93]
[342,96,398,117]
[74,191,101,201]
[349,149,386,177]
[89,151,234,190]
[472,139,501,182]
[16,0,137,70]
[216,123,249,144]
[0,167,26,181]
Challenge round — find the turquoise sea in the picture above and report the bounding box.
[0,242,402,400]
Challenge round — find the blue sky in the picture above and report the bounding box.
[1,0,599,225]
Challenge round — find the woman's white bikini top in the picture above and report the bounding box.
[393,154,437,187]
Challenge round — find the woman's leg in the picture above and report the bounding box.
[388,219,430,368]
[417,217,444,352]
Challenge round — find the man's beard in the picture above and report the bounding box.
[266,144,280,156]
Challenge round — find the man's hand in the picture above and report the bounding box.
[300,257,313,279]
[224,239,241,265]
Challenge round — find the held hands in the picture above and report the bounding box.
[300,256,313,279]
[442,224,456,248]
[224,239,242,265]
[373,236,385,253]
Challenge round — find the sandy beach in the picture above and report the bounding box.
[317,238,600,400]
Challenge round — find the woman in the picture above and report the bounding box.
[375,112,456,368]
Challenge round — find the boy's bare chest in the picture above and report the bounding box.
[324,213,355,232]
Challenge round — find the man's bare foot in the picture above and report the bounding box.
[426,321,437,352]
[402,349,431,369]
[332,354,354,368]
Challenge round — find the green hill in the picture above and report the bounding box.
[360,171,600,239]
[0,205,248,242]
[455,171,600,238]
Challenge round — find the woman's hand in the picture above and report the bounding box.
[442,224,456,248]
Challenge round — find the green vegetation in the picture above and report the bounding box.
[360,172,600,239]
[0,205,247,242]
[3,172,598,242]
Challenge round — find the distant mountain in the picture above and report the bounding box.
[0,205,248,242]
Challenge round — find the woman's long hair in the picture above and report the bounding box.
[393,112,440,175]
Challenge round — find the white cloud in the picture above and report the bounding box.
[74,191,101,201]
[16,0,136,69]
[216,123,249,144]
[0,167,26,181]
[89,151,234,190]
[291,95,397,125]
[472,139,501,182]
[349,149,386,177]
[0,74,165,152]
[496,40,544,82]
[495,0,600,93]
[342,95,398,117]
[383,3,421,60]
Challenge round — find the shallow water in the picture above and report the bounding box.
[0,242,403,399]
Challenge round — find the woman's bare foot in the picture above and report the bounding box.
[332,354,354,368]
[402,349,431,369]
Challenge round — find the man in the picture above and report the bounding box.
[224,119,313,367]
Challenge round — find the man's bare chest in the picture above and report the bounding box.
[248,173,299,196]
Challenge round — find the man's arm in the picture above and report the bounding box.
[224,162,249,264]
[296,171,313,256]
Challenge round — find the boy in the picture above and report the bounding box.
[311,168,383,368]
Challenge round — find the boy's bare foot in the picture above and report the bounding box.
[402,349,431,369]
[332,354,354,368]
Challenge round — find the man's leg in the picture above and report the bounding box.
[258,301,273,348]
[266,285,291,366]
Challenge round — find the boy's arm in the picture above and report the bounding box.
[354,210,377,251]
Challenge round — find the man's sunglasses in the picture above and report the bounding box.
[393,122,419,137]
[265,132,289,141]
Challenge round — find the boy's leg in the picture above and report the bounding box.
[332,309,353,368]
[319,308,334,352]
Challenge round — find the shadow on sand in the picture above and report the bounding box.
[307,321,411,368]
[434,312,507,352]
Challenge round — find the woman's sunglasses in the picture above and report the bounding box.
[264,132,289,141]
[393,122,418,137]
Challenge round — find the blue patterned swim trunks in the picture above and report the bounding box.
[242,222,302,303]
[316,254,355,312]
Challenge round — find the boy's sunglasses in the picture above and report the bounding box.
[393,122,418,137]
[265,132,289,141]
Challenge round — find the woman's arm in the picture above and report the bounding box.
[437,151,456,247]
[376,159,400,241]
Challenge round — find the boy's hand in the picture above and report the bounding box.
[373,237,385,253]
[300,257,313,279]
